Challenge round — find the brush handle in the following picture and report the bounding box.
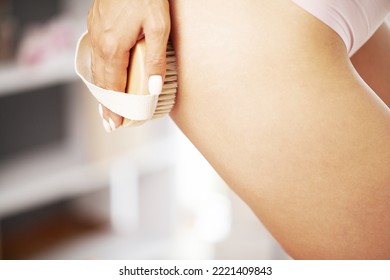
[122,39,149,127]
[125,39,148,95]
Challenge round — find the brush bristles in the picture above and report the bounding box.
[152,40,177,119]
[123,41,177,127]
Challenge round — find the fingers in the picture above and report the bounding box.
[144,5,171,96]
[90,35,131,131]
[90,41,123,132]
[88,0,141,132]
[98,103,121,133]
[98,103,112,133]
[87,0,171,132]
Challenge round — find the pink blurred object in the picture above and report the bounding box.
[17,16,74,65]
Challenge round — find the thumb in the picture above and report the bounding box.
[144,22,170,96]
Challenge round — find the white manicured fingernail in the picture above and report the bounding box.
[102,119,111,133]
[148,75,163,96]
[98,104,103,118]
[108,118,116,131]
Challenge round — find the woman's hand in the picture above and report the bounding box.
[88,0,171,132]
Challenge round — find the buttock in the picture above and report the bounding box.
[291,0,390,56]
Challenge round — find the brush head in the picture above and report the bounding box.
[122,40,177,127]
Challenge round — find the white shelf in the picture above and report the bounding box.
[0,144,110,219]
[0,51,77,97]
[0,136,176,219]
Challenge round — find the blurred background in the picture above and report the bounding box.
[0,0,289,260]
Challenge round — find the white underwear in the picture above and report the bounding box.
[292,0,390,56]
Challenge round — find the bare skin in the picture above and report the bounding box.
[168,0,390,259]
[88,0,390,258]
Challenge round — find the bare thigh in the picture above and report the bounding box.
[169,0,390,259]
